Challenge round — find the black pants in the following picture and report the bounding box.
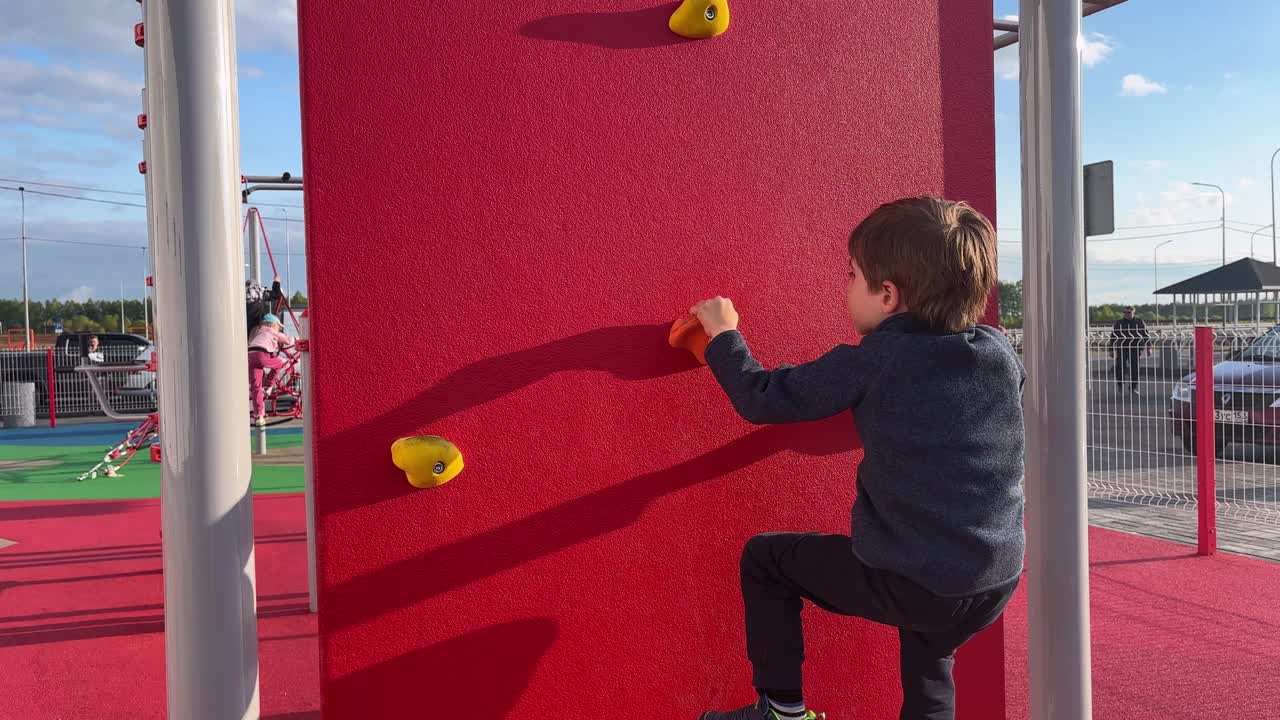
[740,533,1017,720]
[1114,349,1140,390]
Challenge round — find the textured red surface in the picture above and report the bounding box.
[0,496,319,719]
[1004,526,1280,719]
[298,0,1001,717]
[11,501,1280,719]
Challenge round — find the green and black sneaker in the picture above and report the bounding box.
[698,695,825,720]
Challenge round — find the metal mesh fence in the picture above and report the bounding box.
[1208,327,1280,523]
[1009,325,1280,530]
[0,347,156,420]
[1084,328,1198,510]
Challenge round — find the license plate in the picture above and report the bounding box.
[1214,410,1249,424]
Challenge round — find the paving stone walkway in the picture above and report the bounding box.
[1088,496,1280,562]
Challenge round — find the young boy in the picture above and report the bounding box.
[692,197,1025,720]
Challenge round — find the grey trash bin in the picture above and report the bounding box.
[0,382,37,428]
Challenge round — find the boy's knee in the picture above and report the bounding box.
[740,533,780,579]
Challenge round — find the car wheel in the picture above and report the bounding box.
[1184,425,1230,457]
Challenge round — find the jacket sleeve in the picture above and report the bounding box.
[275,327,296,349]
[703,330,879,424]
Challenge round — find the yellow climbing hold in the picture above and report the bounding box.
[669,0,730,39]
[391,435,465,489]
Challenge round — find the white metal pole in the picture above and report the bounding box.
[1154,239,1173,327]
[1192,182,1226,266]
[20,187,30,349]
[1270,146,1278,265]
[280,208,291,291]
[1250,225,1272,262]
[120,281,126,333]
[247,207,261,285]
[253,203,268,453]
[142,247,150,340]
[1020,0,1093,718]
[144,1,261,718]
[300,312,317,613]
[141,86,156,345]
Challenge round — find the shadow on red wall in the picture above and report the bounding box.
[325,418,857,631]
[323,323,703,513]
[324,618,558,717]
[519,3,694,50]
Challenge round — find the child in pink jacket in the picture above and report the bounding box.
[248,313,295,424]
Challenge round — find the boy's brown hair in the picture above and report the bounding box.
[848,197,997,333]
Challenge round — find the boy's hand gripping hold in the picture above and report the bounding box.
[691,296,740,340]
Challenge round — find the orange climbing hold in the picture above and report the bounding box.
[669,315,710,364]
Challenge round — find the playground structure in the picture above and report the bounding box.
[126,1,1100,719]
[66,204,306,480]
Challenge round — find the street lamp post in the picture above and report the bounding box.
[1250,224,1273,261]
[1192,182,1226,266]
[1270,146,1279,265]
[280,208,290,291]
[1155,239,1174,326]
[19,186,30,349]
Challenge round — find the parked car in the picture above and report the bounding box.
[0,333,154,414]
[1169,325,1280,454]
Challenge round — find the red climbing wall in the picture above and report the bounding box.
[298,0,1005,717]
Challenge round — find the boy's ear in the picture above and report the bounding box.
[880,280,903,313]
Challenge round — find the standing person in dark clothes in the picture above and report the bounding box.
[246,276,284,337]
[1110,305,1149,395]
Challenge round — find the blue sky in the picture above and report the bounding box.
[993,0,1280,303]
[1,1,1278,308]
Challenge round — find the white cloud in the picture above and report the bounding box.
[1079,32,1115,67]
[1002,14,1019,21]
[1175,181,1231,209]
[1224,71,1238,80]
[0,0,298,56]
[1121,74,1167,96]
[0,55,142,138]
[994,32,1115,81]
[0,57,136,102]
[62,285,96,303]
[241,66,267,79]
[994,46,1019,81]
[235,0,299,52]
[1239,177,1257,191]
[1144,160,1168,171]
[0,2,133,57]
[1124,183,1228,225]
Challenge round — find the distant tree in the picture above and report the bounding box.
[1092,305,1122,325]
[998,281,1023,327]
[65,315,104,333]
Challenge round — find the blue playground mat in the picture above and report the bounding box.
[0,422,302,447]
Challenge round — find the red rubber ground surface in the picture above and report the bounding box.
[5,497,1280,719]
[1004,526,1280,720]
[0,495,319,720]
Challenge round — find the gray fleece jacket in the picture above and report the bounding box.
[704,312,1025,597]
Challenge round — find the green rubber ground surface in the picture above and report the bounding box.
[0,433,305,502]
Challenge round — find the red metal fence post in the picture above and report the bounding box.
[1195,326,1216,556]
[46,347,57,429]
